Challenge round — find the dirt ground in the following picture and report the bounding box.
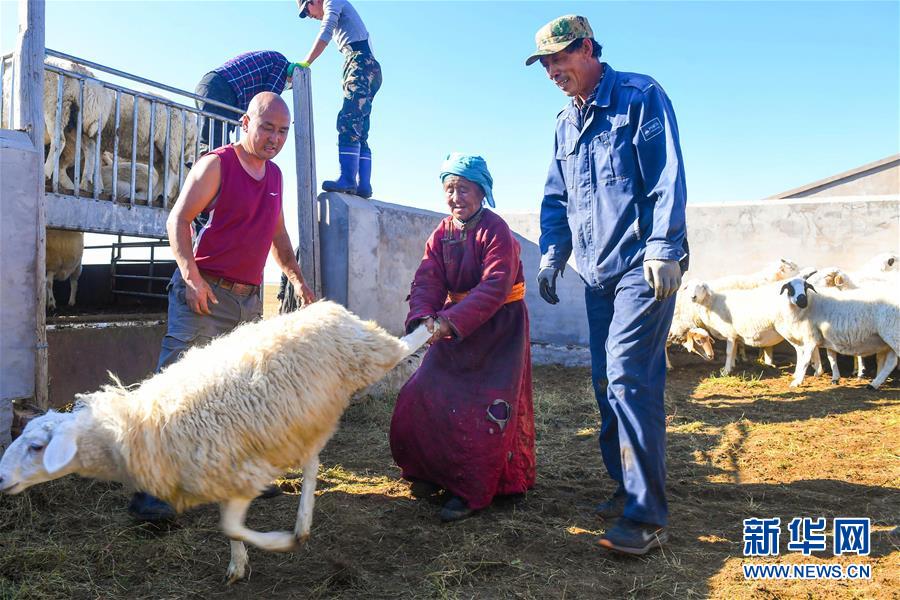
[1,338,898,598]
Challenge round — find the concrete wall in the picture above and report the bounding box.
[776,159,899,199]
[685,196,899,282]
[320,193,899,348]
[0,131,40,450]
[0,129,41,450]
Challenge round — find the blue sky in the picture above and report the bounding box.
[2,1,898,277]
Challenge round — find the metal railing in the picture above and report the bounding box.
[1,49,244,209]
[83,236,173,299]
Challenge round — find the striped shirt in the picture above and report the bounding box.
[317,0,369,53]
[213,51,290,111]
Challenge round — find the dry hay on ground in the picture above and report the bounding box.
[1,354,897,599]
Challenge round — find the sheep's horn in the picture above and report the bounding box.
[802,270,817,281]
[780,283,791,295]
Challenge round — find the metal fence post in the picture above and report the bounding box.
[291,66,321,297]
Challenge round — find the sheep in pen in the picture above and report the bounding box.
[0,54,221,207]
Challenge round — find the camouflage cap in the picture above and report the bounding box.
[525,15,594,66]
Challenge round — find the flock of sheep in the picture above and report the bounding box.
[668,252,900,390]
[4,57,897,588]
[8,249,900,584]
[2,56,199,205]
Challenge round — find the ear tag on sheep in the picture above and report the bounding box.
[43,424,78,475]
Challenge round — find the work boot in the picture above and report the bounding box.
[594,487,627,519]
[323,144,360,194]
[409,480,441,499]
[597,517,669,555]
[439,495,474,523]
[128,491,176,523]
[356,147,373,198]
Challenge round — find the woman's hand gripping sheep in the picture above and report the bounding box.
[424,317,451,343]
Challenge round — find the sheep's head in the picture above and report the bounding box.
[780,277,817,310]
[773,258,800,281]
[863,252,898,273]
[683,328,715,361]
[0,411,80,495]
[682,280,712,305]
[816,267,852,290]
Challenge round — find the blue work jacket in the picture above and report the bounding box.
[539,64,688,290]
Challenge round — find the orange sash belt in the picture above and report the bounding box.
[447,281,526,305]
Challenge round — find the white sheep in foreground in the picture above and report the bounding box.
[0,301,431,583]
[99,151,159,204]
[774,277,899,389]
[45,228,84,311]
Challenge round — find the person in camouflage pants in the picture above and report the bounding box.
[298,0,382,198]
[338,47,382,173]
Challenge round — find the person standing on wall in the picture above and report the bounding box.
[527,15,688,555]
[297,0,383,199]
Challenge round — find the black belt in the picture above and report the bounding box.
[346,39,371,54]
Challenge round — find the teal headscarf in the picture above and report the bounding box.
[439,153,495,208]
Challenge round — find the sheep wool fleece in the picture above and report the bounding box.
[82,301,410,512]
[390,209,536,510]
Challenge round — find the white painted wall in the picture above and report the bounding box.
[321,194,899,350]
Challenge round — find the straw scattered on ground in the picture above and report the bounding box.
[1,346,898,599]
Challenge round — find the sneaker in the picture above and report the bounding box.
[439,496,474,523]
[409,480,441,499]
[128,491,176,523]
[594,489,626,519]
[598,517,669,555]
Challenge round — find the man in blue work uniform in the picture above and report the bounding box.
[527,15,688,555]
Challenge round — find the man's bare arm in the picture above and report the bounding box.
[165,154,221,315]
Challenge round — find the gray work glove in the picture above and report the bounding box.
[537,266,562,305]
[643,259,682,301]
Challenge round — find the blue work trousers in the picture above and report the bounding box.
[585,262,675,527]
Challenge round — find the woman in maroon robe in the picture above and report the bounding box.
[390,153,536,522]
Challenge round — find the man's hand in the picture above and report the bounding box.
[294,280,316,307]
[424,316,451,343]
[537,266,561,305]
[643,259,682,301]
[184,275,218,315]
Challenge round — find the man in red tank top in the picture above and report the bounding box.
[129,92,316,523]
